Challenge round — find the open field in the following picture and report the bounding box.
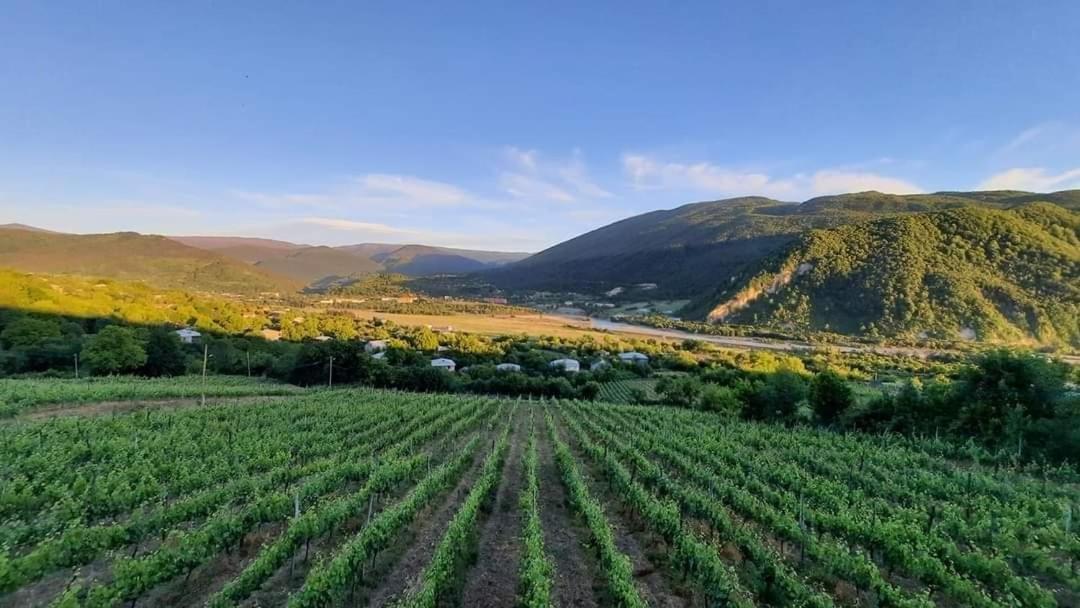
[349,311,604,339]
[1,384,1077,607]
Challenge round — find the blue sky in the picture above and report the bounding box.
[2,1,1079,251]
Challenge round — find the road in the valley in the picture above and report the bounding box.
[586,318,1080,364]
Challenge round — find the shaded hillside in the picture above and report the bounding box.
[490,189,1080,297]
[169,236,306,264]
[179,237,529,284]
[253,246,383,283]
[0,228,298,294]
[689,204,1079,346]
[373,244,530,276]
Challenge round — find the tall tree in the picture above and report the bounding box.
[82,326,147,375]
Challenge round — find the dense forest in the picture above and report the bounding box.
[692,204,1079,347]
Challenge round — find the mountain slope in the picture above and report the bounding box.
[690,204,1079,346]
[491,189,1080,297]
[176,237,530,284]
[169,236,306,264]
[253,246,383,283]
[0,229,299,293]
[372,244,530,276]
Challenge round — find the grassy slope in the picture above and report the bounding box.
[0,229,298,294]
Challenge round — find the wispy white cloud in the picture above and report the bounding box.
[297,217,439,238]
[996,124,1051,156]
[807,170,923,196]
[977,167,1080,191]
[267,216,544,251]
[499,147,611,203]
[622,154,921,199]
[355,174,468,206]
[499,173,575,202]
[232,173,480,211]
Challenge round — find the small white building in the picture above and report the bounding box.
[175,328,201,344]
[550,358,580,373]
[431,358,456,372]
[495,363,522,373]
[618,352,649,365]
[364,340,387,353]
[590,360,611,372]
[372,351,387,360]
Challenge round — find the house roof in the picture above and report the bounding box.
[431,358,455,366]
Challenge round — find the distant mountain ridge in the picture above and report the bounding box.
[490,189,1080,346]
[0,228,299,294]
[0,225,530,290]
[170,236,530,285]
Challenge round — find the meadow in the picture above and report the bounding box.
[0,380,1077,607]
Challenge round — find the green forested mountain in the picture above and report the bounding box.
[491,190,1080,296]
[686,204,1079,346]
[0,228,299,294]
[491,190,1079,345]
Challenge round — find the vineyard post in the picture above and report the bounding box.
[246,350,251,377]
[74,353,79,378]
[201,343,209,407]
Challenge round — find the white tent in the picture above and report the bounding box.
[174,328,201,344]
[618,352,649,364]
[549,358,580,373]
[431,358,456,372]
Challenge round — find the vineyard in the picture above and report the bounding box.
[1,384,1078,607]
[597,379,659,404]
[0,376,303,418]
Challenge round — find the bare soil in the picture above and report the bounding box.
[20,395,290,420]
[536,416,601,608]
[458,411,527,608]
[555,415,689,608]
[360,439,490,606]
[0,534,165,608]
[142,521,286,607]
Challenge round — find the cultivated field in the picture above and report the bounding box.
[0,385,1077,607]
[0,376,303,419]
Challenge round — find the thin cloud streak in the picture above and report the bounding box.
[622,154,922,199]
[978,167,1080,191]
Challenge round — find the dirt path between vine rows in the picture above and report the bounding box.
[458,408,528,607]
[556,414,689,608]
[20,395,291,420]
[537,415,601,608]
[361,424,500,606]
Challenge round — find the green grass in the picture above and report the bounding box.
[0,375,303,417]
